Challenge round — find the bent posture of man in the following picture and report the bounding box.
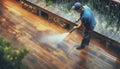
[72,2,96,50]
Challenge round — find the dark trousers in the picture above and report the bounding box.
[80,30,92,48]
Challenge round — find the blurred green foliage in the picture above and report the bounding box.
[0,36,29,69]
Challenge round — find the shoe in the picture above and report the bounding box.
[76,46,84,50]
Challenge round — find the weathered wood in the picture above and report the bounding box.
[0,0,120,69]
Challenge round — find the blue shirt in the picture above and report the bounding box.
[80,6,96,31]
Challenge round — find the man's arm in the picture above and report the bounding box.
[74,21,83,29]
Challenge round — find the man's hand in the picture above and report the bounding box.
[73,21,83,29]
[73,25,80,29]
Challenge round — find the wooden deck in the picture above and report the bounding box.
[0,0,120,69]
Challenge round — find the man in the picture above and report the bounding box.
[72,2,96,50]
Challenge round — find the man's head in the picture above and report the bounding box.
[72,2,83,13]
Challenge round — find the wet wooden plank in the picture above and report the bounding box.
[0,0,120,69]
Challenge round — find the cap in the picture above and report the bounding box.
[72,2,83,10]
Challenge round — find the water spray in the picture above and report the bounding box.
[40,26,77,44]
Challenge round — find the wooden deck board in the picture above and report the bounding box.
[0,0,120,69]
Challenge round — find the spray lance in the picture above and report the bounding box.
[63,24,79,39]
[69,27,77,33]
[69,16,83,33]
[69,24,79,34]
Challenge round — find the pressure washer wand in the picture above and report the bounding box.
[69,28,77,33]
[69,23,79,34]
